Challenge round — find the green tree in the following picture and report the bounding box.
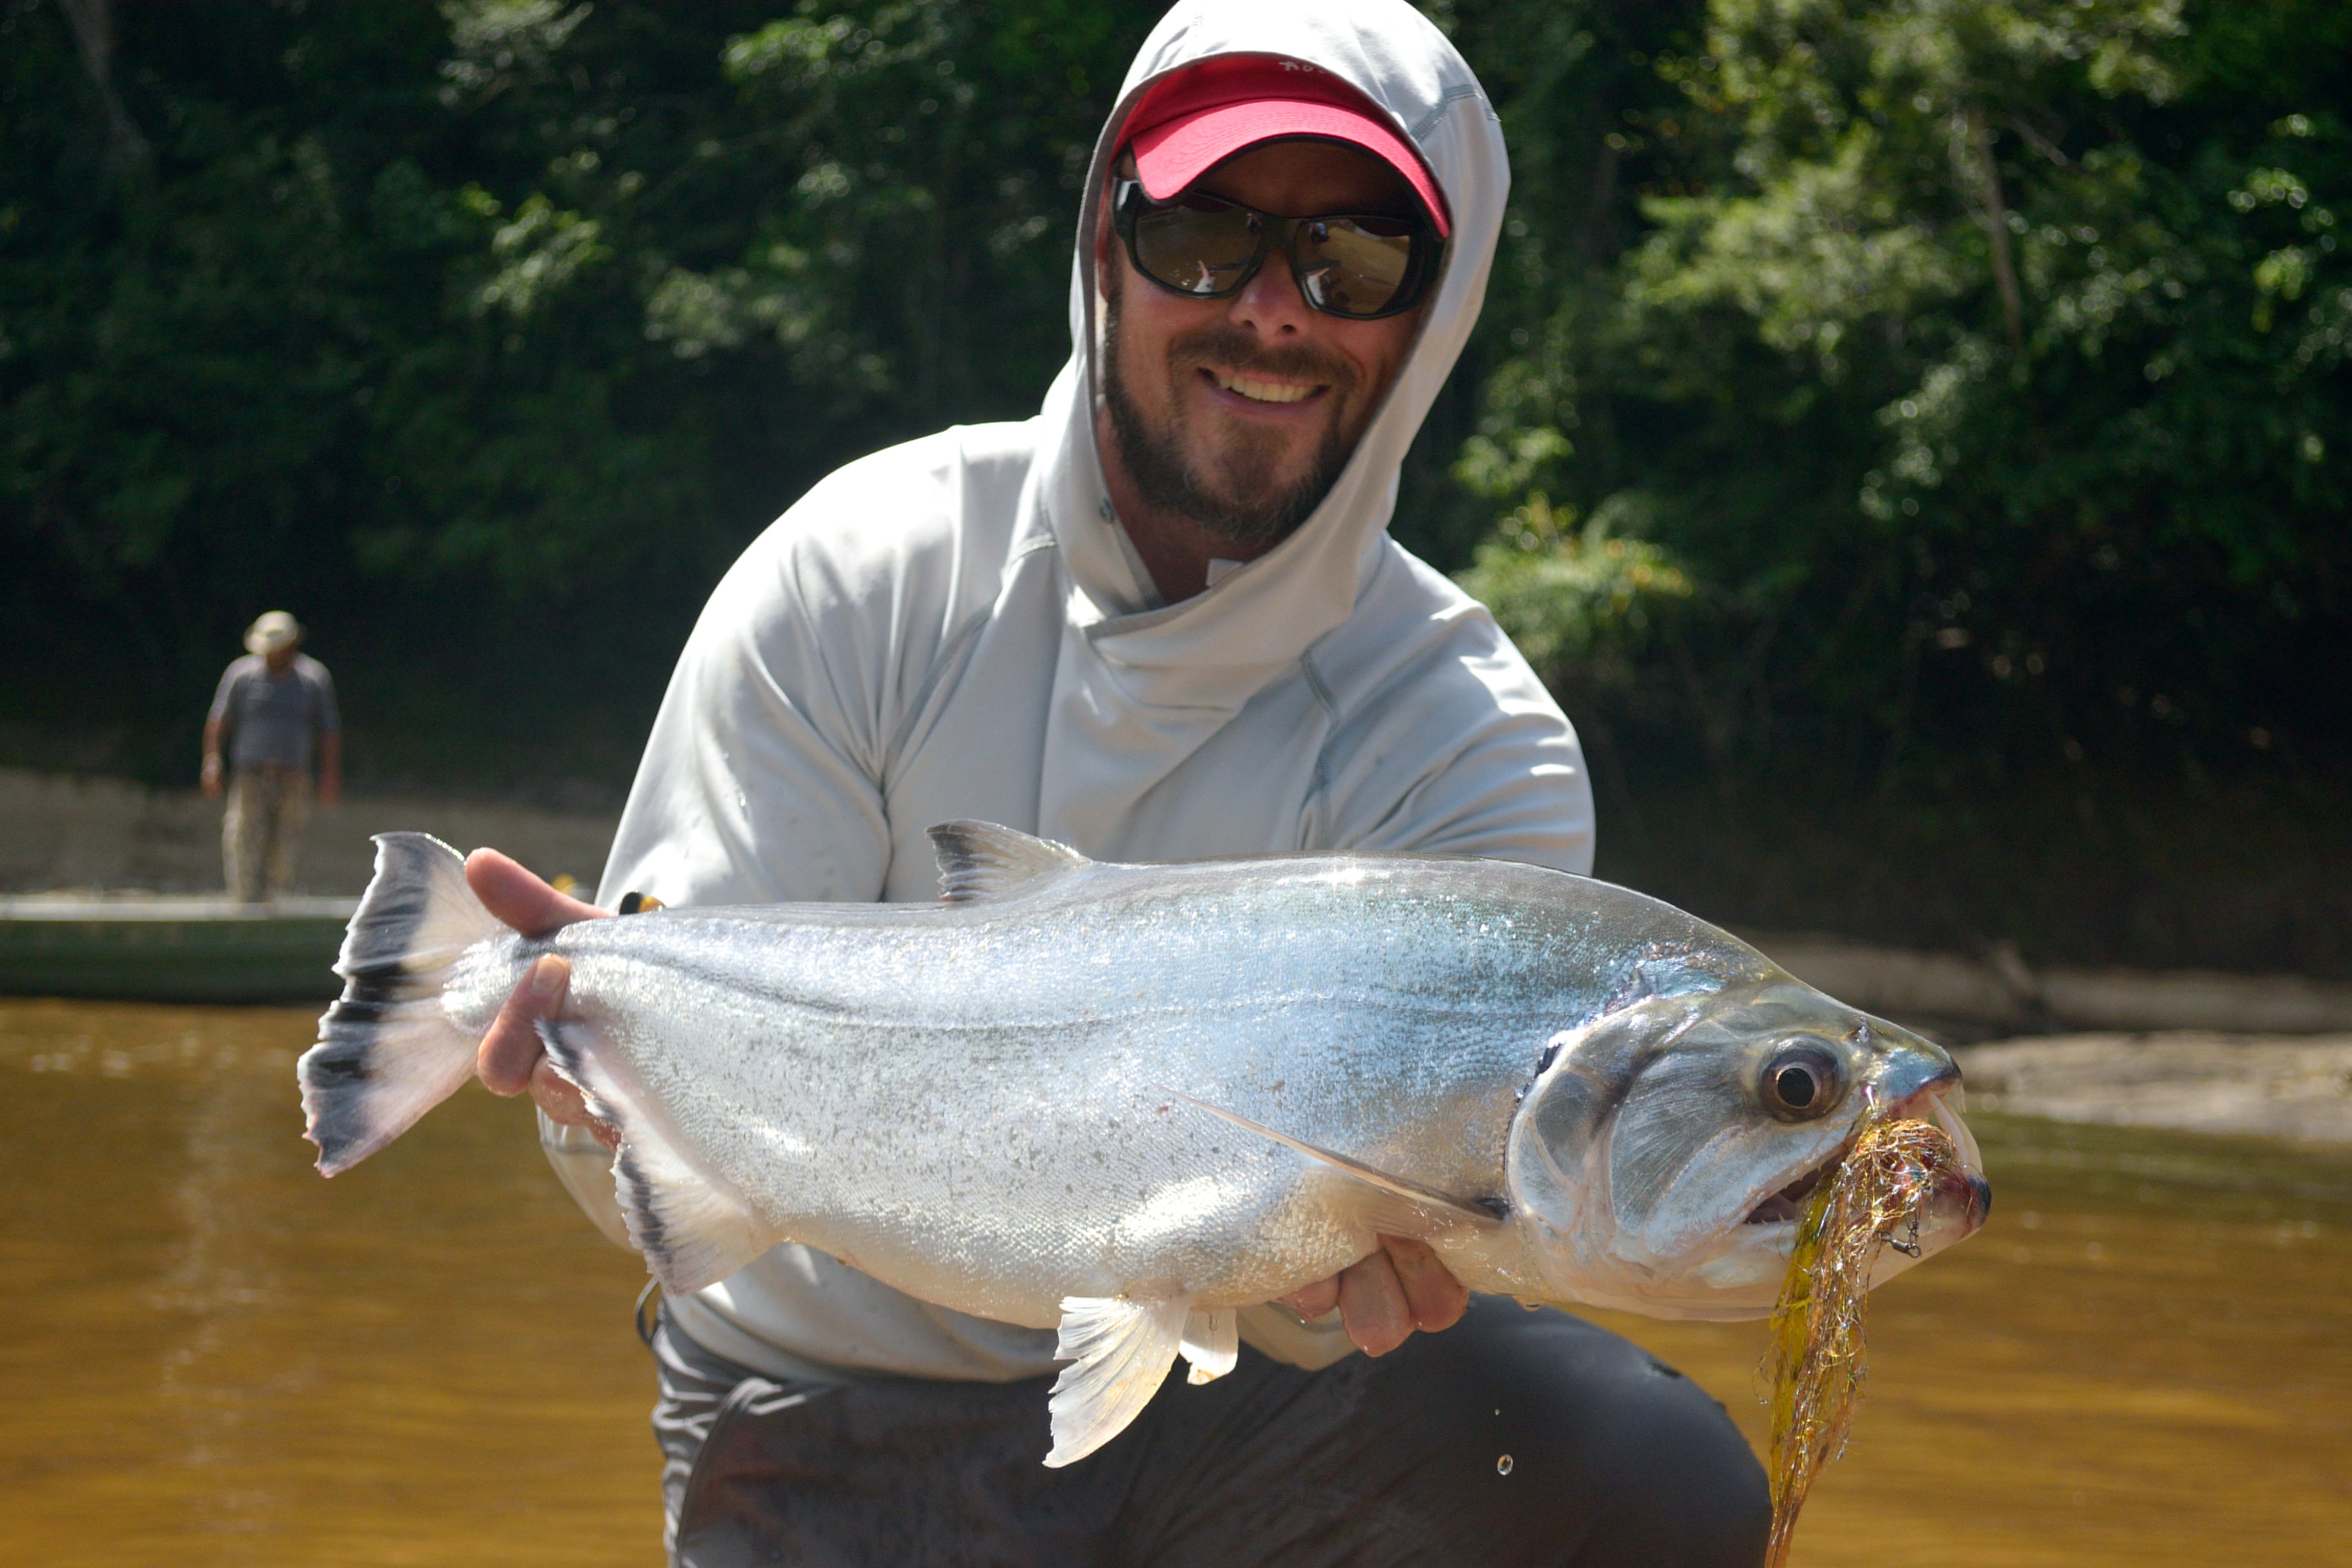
[0,0,1159,782]
[1455,0,2350,967]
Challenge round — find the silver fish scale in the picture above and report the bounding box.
[447,855,1761,1329]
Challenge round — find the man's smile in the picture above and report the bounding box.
[1203,367,1326,407]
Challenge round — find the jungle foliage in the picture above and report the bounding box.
[3,0,2345,967]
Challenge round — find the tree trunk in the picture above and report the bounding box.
[1963,102,2024,356]
[54,0,147,173]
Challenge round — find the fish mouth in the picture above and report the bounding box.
[1745,1149,1840,1225]
[1739,1082,1989,1232]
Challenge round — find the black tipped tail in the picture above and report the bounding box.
[299,833,507,1174]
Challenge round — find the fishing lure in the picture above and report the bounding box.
[1764,1117,1967,1567]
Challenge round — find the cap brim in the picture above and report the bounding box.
[1130,98,1449,238]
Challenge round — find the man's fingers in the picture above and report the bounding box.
[482,957,616,1151]
[479,954,568,1095]
[465,850,607,1099]
[528,1059,616,1147]
[1379,1234,1469,1333]
[1336,1249,1414,1357]
[1276,1276,1341,1321]
[465,847,608,937]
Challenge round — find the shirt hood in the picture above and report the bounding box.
[1030,0,1508,849]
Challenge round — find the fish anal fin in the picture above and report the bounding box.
[928,821,1090,904]
[1181,1306,1238,1385]
[536,1019,769,1294]
[1161,1090,1506,1239]
[1045,1295,1189,1467]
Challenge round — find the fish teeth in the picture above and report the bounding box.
[1214,371,1315,404]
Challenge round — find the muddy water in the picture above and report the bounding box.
[1,1000,658,1566]
[4,1001,2348,1566]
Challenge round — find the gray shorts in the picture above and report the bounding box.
[650,1295,1767,1568]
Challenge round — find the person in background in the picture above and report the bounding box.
[201,610,341,902]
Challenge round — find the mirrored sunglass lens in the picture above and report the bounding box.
[1134,203,1261,296]
[1296,218,1415,316]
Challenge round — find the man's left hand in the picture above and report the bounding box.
[1276,1234,1468,1356]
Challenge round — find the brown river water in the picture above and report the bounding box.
[4,998,2347,1566]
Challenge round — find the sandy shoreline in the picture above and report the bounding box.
[9,766,2349,1144]
[0,766,619,897]
[1953,1032,2352,1145]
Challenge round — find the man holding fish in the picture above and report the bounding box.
[466,2,1772,1561]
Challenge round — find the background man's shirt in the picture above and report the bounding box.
[209,653,339,772]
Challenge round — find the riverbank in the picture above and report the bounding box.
[1953,1032,2352,1144]
[11,766,2352,1140]
[0,766,617,895]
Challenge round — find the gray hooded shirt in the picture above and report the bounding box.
[586,0,1594,1384]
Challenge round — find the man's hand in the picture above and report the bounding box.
[1276,1234,1469,1356]
[200,753,223,799]
[466,848,615,1142]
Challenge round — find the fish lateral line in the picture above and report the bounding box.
[1156,1088,1507,1230]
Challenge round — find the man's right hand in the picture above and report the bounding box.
[466,848,616,1142]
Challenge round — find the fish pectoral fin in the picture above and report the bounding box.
[1180,1307,1238,1385]
[1160,1091,1506,1239]
[1045,1295,1190,1467]
[927,821,1091,904]
[536,1020,769,1296]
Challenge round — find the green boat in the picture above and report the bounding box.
[0,894,357,1004]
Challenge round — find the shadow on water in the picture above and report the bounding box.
[4,1000,2349,1565]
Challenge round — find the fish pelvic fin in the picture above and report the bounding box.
[1181,1307,1238,1385]
[1046,1295,1190,1467]
[1161,1091,1507,1240]
[927,821,1090,904]
[535,1018,770,1296]
[299,833,505,1176]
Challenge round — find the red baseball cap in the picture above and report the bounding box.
[1119,55,1450,238]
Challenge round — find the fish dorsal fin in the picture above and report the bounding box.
[1161,1091,1507,1237]
[928,820,1090,904]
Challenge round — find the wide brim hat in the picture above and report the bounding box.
[245,611,303,656]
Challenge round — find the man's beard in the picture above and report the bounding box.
[1100,278,1360,552]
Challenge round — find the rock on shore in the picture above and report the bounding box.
[1954,1033,2352,1144]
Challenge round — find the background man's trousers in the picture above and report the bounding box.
[222,766,310,901]
[651,1294,1769,1568]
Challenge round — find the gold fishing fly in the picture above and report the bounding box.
[1763,1116,1964,1568]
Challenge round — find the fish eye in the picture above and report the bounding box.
[1760,1043,1842,1121]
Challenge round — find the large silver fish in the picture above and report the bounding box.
[299,823,1988,1465]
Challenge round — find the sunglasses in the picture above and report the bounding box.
[1111,176,1443,321]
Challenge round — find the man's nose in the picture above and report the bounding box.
[1225,250,1315,339]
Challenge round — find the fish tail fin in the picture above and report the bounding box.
[299,832,506,1176]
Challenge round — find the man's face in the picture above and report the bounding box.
[1099,139,1430,549]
